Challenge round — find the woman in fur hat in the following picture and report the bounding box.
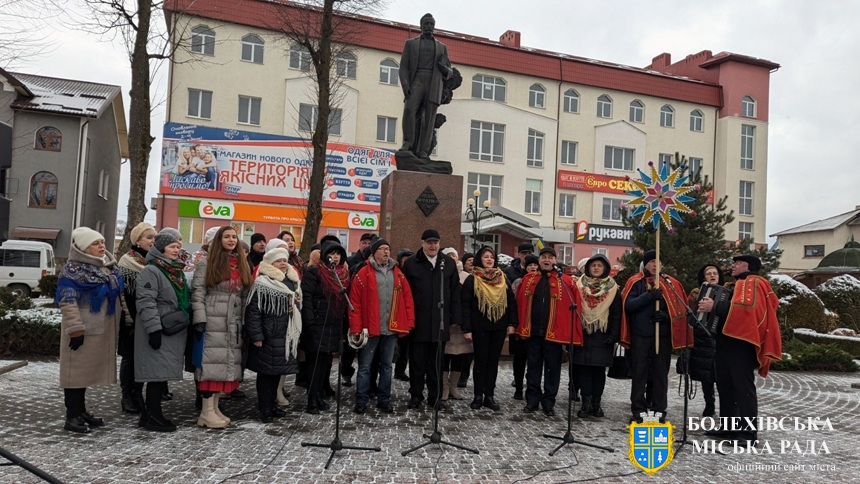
[245,247,302,422]
[57,227,127,433]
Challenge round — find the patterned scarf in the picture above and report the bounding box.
[56,258,124,315]
[578,275,618,334]
[117,246,147,292]
[148,256,191,319]
[318,262,350,313]
[472,267,508,322]
[248,261,303,359]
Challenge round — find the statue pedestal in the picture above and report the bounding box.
[380,170,463,256]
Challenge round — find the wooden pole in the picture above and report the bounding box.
[654,224,661,354]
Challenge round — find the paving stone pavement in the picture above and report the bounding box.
[0,357,858,483]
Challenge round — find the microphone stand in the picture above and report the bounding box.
[402,256,479,456]
[658,275,707,452]
[302,260,381,469]
[543,266,614,456]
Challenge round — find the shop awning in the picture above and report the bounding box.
[10,226,61,240]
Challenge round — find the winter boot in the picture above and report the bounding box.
[448,372,463,400]
[276,375,290,406]
[441,372,450,401]
[197,396,228,429]
[212,394,231,424]
[577,395,593,418]
[591,396,605,417]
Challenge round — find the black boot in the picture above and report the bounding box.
[145,382,176,432]
[513,383,523,400]
[64,416,90,433]
[119,358,140,413]
[577,395,592,418]
[591,396,605,417]
[470,395,483,410]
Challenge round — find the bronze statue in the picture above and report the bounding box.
[395,13,460,174]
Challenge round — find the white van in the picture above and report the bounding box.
[0,240,56,297]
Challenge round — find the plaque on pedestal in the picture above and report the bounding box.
[379,170,463,255]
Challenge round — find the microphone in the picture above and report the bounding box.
[552,264,563,274]
[327,257,336,268]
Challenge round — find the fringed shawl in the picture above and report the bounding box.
[56,246,124,315]
[247,261,302,359]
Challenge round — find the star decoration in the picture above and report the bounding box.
[624,161,697,231]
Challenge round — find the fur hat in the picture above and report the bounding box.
[154,232,180,252]
[266,239,288,252]
[203,226,221,245]
[642,250,658,265]
[732,254,762,273]
[71,227,105,252]
[129,222,156,247]
[264,247,290,265]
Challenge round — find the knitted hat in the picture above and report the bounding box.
[370,238,390,255]
[577,257,590,272]
[264,248,290,264]
[71,227,105,252]
[441,247,458,258]
[642,250,658,265]
[159,227,182,240]
[154,232,180,252]
[250,233,266,246]
[129,222,156,246]
[524,254,540,267]
[266,239,288,252]
[203,226,220,244]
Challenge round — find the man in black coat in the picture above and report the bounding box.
[401,229,460,409]
[504,242,533,399]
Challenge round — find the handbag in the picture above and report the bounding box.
[160,309,190,336]
[607,343,632,380]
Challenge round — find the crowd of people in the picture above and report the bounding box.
[56,225,780,448]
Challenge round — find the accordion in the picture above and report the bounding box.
[696,283,732,335]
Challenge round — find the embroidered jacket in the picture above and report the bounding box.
[514,271,583,345]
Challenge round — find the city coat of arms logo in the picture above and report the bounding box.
[627,412,675,474]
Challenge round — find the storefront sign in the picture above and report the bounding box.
[160,123,396,212]
[347,212,378,230]
[197,200,234,219]
[557,170,632,194]
[177,199,377,229]
[574,220,634,246]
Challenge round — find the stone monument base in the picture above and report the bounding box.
[380,170,463,256]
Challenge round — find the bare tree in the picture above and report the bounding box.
[0,0,58,69]
[267,0,385,258]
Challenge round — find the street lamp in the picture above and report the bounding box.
[464,189,495,253]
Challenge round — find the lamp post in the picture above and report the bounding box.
[464,189,495,253]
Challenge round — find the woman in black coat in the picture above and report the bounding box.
[300,241,349,414]
[572,254,621,418]
[684,263,723,417]
[245,248,302,422]
[461,246,517,412]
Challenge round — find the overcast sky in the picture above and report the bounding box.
[6,0,859,244]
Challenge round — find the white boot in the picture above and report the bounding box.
[276,375,290,406]
[197,397,228,429]
[212,394,231,424]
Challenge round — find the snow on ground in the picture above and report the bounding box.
[816,274,860,292]
[795,328,860,341]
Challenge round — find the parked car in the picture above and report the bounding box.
[0,240,56,297]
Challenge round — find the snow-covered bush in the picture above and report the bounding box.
[770,274,838,334]
[814,274,860,333]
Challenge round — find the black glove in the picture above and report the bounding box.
[149,330,162,350]
[648,288,663,301]
[194,322,206,334]
[651,311,670,324]
[69,335,84,351]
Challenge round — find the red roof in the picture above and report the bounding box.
[164,0,742,106]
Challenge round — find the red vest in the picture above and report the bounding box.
[514,271,583,345]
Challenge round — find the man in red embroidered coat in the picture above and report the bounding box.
[698,254,781,444]
[349,239,415,414]
[514,247,583,416]
[620,250,691,423]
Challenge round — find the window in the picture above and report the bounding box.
[97,169,109,200]
[527,129,544,167]
[524,179,541,214]
[563,89,580,113]
[326,228,349,248]
[191,25,215,55]
[738,222,753,241]
[660,104,675,127]
[558,193,575,217]
[602,198,625,221]
[471,74,506,102]
[238,95,261,125]
[289,44,311,71]
[529,84,545,108]
[187,89,212,119]
[379,58,399,85]
[739,181,754,216]
[335,52,357,79]
[629,100,644,123]
[805,245,825,257]
[597,94,612,118]
[469,121,505,162]
[560,140,577,165]
[376,116,396,143]
[230,222,257,244]
[298,104,342,135]
[95,220,105,236]
[34,126,62,151]
[688,157,703,178]
[278,225,304,243]
[690,109,704,132]
[604,145,634,171]
[467,172,502,206]
[29,171,57,208]
[468,234,500,255]
[741,124,755,170]
[240,34,264,63]
[658,153,673,166]
[742,95,756,117]
[592,247,607,256]
[1,249,40,267]
[558,246,574,266]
